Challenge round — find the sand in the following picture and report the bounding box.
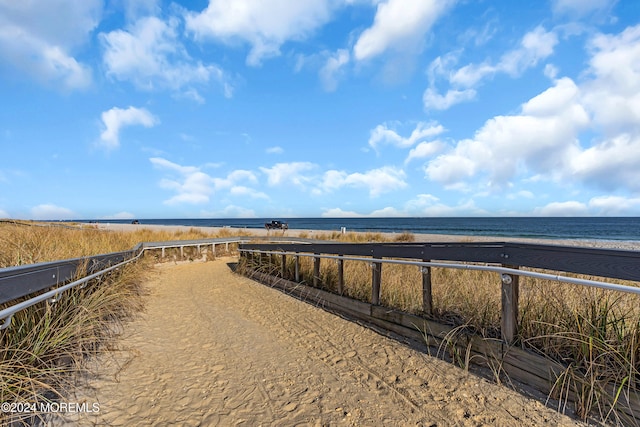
[58,257,587,426]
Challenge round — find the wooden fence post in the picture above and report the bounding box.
[372,257,382,305]
[421,262,433,315]
[501,265,520,344]
[313,254,321,287]
[281,253,286,278]
[337,255,344,294]
[260,252,267,269]
[295,253,300,282]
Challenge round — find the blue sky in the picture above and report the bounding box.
[1,0,640,220]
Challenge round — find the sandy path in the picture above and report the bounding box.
[60,258,585,426]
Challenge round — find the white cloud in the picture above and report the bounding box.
[423,26,557,111]
[423,87,476,110]
[571,134,640,192]
[405,141,445,164]
[102,211,136,220]
[213,170,258,190]
[318,166,407,197]
[101,16,231,98]
[185,0,335,66]
[229,186,269,199]
[151,157,213,205]
[0,208,9,218]
[425,77,588,190]
[533,201,589,216]
[321,208,361,218]
[569,25,640,192]
[353,0,454,61]
[99,107,159,150]
[151,158,263,205]
[450,26,558,88]
[552,0,615,17]
[266,146,284,154]
[506,190,535,200]
[203,205,257,218]
[0,0,99,89]
[260,162,316,187]
[320,206,404,218]
[369,206,404,217]
[368,121,444,150]
[405,194,486,216]
[319,49,350,91]
[422,25,640,197]
[122,0,160,22]
[588,196,640,216]
[582,25,640,134]
[30,204,76,220]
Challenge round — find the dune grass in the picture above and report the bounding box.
[242,239,640,425]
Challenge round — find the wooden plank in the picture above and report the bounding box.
[337,255,344,295]
[421,263,433,315]
[503,242,640,282]
[281,254,286,278]
[371,258,382,305]
[313,254,321,287]
[0,250,134,305]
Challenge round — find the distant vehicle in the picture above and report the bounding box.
[131,219,140,224]
[265,220,288,230]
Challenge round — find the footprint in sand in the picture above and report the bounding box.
[283,402,298,412]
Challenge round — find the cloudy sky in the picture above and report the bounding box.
[1,0,639,220]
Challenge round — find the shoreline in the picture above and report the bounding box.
[86,222,640,251]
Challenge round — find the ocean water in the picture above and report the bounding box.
[83,217,640,242]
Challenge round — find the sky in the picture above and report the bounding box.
[1,0,640,220]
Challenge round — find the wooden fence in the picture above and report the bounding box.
[238,241,640,424]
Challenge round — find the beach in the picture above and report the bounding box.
[90,221,640,251]
[59,257,585,426]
